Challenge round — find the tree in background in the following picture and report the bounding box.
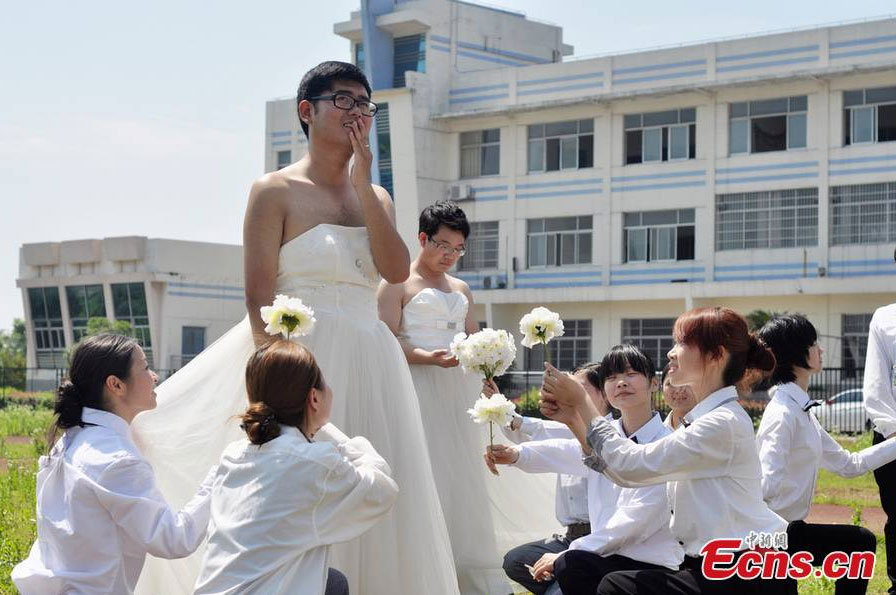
[0,319,27,389]
[84,317,133,338]
[745,309,784,332]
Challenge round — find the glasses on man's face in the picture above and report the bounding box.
[428,238,466,257]
[309,91,378,117]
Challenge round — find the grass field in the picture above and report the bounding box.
[0,402,891,593]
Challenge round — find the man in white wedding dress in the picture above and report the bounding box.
[132,61,460,595]
[378,201,562,595]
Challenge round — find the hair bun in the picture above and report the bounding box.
[746,334,776,374]
[54,380,85,429]
[240,402,282,445]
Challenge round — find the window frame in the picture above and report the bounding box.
[624,108,696,165]
[526,119,594,173]
[715,188,819,251]
[623,210,696,263]
[728,96,808,155]
[460,129,501,179]
[458,221,500,271]
[526,216,593,269]
[843,86,896,146]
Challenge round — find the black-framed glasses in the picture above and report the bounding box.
[309,92,378,117]
[428,237,466,257]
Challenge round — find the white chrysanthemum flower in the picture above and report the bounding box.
[467,392,517,427]
[451,328,516,380]
[259,294,316,339]
[519,306,564,349]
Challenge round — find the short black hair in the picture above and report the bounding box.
[296,61,372,138]
[572,362,602,394]
[757,314,817,385]
[418,200,470,238]
[597,344,656,387]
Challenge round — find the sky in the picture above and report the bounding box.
[1,0,894,330]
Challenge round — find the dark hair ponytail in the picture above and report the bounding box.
[48,334,139,449]
[746,333,776,376]
[240,402,282,445]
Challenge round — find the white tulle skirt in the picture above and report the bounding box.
[408,364,562,595]
[132,315,460,595]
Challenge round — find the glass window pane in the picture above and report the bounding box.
[642,210,677,225]
[482,128,500,143]
[578,215,593,229]
[624,212,641,227]
[627,228,647,262]
[545,138,560,171]
[730,119,748,154]
[560,234,576,265]
[787,113,807,149]
[625,130,642,164]
[669,125,689,160]
[677,225,695,260]
[44,287,61,319]
[679,107,696,123]
[878,104,896,143]
[643,128,662,162]
[546,217,578,231]
[86,285,105,317]
[460,131,479,146]
[112,283,130,317]
[578,134,594,168]
[527,139,545,172]
[28,288,46,320]
[730,102,748,118]
[528,219,544,232]
[460,147,479,178]
[866,86,896,104]
[129,283,147,316]
[560,136,577,169]
[578,232,592,264]
[546,234,557,266]
[649,227,676,261]
[751,115,787,152]
[66,286,87,320]
[789,95,807,112]
[578,118,594,133]
[643,110,678,127]
[623,114,641,129]
[750,97,788,116]
[852,107,874,144]
[528,235,546,267]
[481,145,500,175]
[545,121,578,136]
[678,208,695,224]
[843,90,864,107]
[527,124,544,139]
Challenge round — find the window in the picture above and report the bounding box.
[354,42,365,72]
[527,119,594,172]
[842,313,873,378]
[622,318,675,370]
[112,282,152,363]
[527,216,592,268]
[65,284,106,341]
[844,86,896,145]
[526,319,591,371]
[715,188,818,250]
[28,286,65,368]
[623,209,695,263]
[276,150,291,170]
[830,182,896,245]
[393,34,426,88]
[729,96,807,154]
[458,221,499,271]
[624,108,696,164]
[181,326,206,366]
[460,129,500,178]
[376,102,393,198]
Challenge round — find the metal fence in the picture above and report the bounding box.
[0,368,178,397]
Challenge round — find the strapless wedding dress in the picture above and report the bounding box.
[133,224,459,595]
[402,288,562,595]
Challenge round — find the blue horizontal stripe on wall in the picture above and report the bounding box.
[271,141,290,147]
[611,180,706,192]
[611,277,705,286]
[830,34,896,49]
[716,161,818,174]
[449,83,509,95]
[448,92,510,104]
[830,258,895,267]
[829,166,896,176]
[455,49,527,67]
[825,270,895,278]
[472,195,508,202]
[612,170,705,182]
[517,178,602,189]
[717,172,818,184]
[430,43,451,54]
[715,262,817,272]
[270,131,291,138]
[455,40,549,64]
[472,184,509,192]
[168,291,245,301]
[169,282,243,292]
[517,189,602,199]
[430,34,451,44]
[516,270,601,279]
[717,55,818,73]
[713,272,816,281]
[611,266,705,276]
[829,155,896,165]
[612,58,706,75]
[515,280,603,289]
[518,72,604,86]
[613,68,706,85]
[717,44,819,62]
[830,44,896,60]
[518,81,605,95]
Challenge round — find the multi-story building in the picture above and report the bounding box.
[16,236,244,386]
[266,1,896,373]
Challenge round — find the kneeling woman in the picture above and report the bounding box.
[542,307,789,595]
[13,334,216,594]
[193,340,399,595]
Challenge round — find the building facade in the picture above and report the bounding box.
[266,2,896,374]
[16,236,244,386]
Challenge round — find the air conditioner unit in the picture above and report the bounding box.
[481,274,506,289]
[448,183,474,201]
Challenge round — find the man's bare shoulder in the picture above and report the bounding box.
[446,274,473,297]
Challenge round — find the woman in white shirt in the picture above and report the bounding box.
[12,333,215,595]
[541,306,790,595]
[193,339,399,595]
[757,314,894,595]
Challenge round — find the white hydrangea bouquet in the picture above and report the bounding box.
[519,306,564,364]
[449,327,516,381]
[260,294,316,340]
[468,392,516,448]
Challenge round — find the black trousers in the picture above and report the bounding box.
[785,519,876,595]
[597,550,793,595]
[503,534,570,595]
[325,568,349,595]
[554,549,669,595]
[874,430,896,594]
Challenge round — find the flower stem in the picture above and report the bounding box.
[544,340,551,367]
[489,420,494,449]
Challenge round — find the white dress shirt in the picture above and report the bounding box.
[514,413,683,570]
[584,386,787,557]
[501,414,590,526]
[193,423,399,595]
[12,407,214,595]
[757,382,896,521]
[864,304,896,437]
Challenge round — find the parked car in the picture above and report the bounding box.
[814,388,871,434]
